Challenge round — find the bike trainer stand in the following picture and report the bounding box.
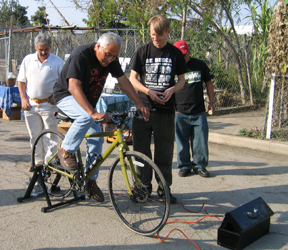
[17,165,85,212]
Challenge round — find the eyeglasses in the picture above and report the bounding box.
[104,53,117,61]
[101,47,118,62]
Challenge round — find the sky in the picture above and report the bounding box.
[19,0,88,26]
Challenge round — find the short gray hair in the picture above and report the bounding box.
[34,33,52,47]
[97,32,122,49]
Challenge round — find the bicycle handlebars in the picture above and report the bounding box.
[54,108,145,127]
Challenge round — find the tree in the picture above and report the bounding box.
[31,6,49,26]
[177,0,254,104]
[0,0,30,28]
[246,0,274,85]
[265,0,287,75]
[117,0,170,29]
[264,0,288,130]
[72,0,120,28]
[72,0,170,29]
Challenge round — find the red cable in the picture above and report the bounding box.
[155,202,224,249]
[156,229,201,250]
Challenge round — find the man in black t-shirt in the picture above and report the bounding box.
[130,15,187,204]
[53,32,149,202]
[173,40,214,178]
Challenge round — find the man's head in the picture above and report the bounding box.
[95,32,122,67]
[148,15,170,49]
[173,40,190,63]
[34,33,52,61]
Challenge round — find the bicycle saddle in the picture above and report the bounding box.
[53,109,74,122]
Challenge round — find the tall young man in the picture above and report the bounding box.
[130,15,187,203]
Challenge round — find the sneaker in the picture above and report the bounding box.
[178,168,191,177]
[59,147,77,171]
[195,169,210,178]
[89,180,104,202]
[157,186,177,204]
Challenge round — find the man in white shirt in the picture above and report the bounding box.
[17,33,64,171]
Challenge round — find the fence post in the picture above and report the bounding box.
[6,29,12,78]
[266,74,276,139]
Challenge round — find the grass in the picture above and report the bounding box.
[237,127,288,141]
[237,127,265,140]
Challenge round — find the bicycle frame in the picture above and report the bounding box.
[46,128,139,196]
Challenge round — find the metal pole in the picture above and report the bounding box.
[7,15,14,78]
[266,74,276,139]
[6,29,12,78]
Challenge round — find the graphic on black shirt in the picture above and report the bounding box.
[131,42,187,113]
[88,68,106,99]
[175,58,213,115]
[145,57,172,90]
[185,70,201,84]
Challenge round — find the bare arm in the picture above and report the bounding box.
[206,80,215,113]
[68,78,110,123]
[130,70,185,104]
[129,70,165,105]
[18,81,31,110]
[118,74,149,121]
[161,74,185,102]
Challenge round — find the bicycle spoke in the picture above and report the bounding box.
[108,151,170,236]
[32,130,74,198]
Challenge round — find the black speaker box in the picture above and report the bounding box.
[217,197,274,250]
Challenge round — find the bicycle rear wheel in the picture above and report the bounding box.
[31,129,73,198]
[108,151,170,236]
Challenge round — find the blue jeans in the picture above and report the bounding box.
[57,96,104,180]
[175,112,208,172]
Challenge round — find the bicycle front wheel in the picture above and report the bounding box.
[32,129,73,198]
[108,151,170,236]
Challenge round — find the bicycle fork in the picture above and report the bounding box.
[118,146,139,196]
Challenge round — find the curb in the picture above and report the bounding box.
[209,132,288,156]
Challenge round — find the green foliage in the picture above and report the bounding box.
[238,127,288,141]
[210,62,239,92]
[31,6,48,26]
[82,0,127,28]
[265,0,288,75]
[72,0,168,29]
[0,0,30,28]
[271,130,288,141]
[116,0,169,29]
[250,76,267,106]
[285,0,288,13]
[246,0,274,83]
[237,127,265,140]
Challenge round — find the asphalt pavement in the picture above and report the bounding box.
[0,109,288,250]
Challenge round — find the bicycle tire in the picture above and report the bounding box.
[108,151,170,236]
[31,129,74,198]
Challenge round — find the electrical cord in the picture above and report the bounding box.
[155,201,224,249]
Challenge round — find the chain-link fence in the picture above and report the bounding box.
[263,74,288,141]
[0,26,260,114]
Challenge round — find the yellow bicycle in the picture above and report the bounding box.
[18,110,170,236]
